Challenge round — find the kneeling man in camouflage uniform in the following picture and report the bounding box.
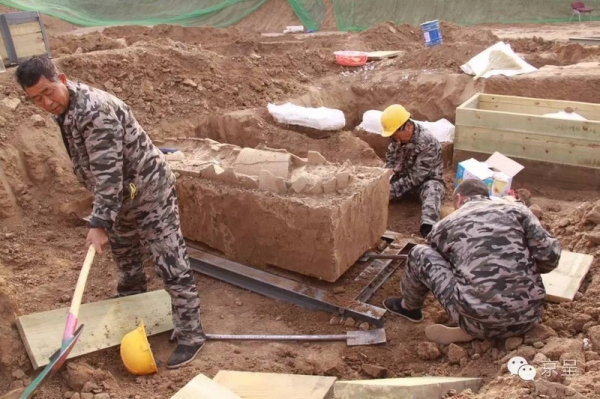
[16,56,205,368]
[383,179,562,345]
[380,104,444,237]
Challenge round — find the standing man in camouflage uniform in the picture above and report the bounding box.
[380,104,444,237]
[383,179,562,345]
[15,56,205,368]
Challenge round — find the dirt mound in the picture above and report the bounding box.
[55,45,307,127]
[50,34,128,57]
[103,24,253,49]
[356,21,499,51]
[439,21,499,46]
[401,42,489,70]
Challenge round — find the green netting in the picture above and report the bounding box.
[287,0,325,31]
[0,0,267,27]
[3,0,599,31]
[333,0,600,31]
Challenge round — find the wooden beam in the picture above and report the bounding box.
[171,373,241,399]
[477,93,600,119]
[213,370,337,399]
[542,250,594,303]
[16,290,173,369]
[333,377,482,399]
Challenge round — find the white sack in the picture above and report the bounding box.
[460,41,537,79]
[267,102,345,131]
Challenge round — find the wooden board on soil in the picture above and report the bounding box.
[16,290,173,369]
[333,376,482,399]
[542,250,593,303]
[213,370,337,399]
[367,51,401,60]
[171,373,241,399]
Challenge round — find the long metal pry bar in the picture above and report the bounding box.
[186,232,414,327]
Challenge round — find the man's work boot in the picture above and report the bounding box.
[382,297,424,323]
[420,223,433,238]
[166,342,205,369]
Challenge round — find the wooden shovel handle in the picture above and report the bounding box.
[69,245,96,318]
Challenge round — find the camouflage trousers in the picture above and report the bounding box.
[107,184,205,346]
[400,244,538,340]
[390,178,443,226]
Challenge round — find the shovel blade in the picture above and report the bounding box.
[20,324,84,399]
[347,328,386,346]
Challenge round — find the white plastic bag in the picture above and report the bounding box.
[460,41,537,79]
[543,111,587,121]
[357,110,383,134]
[267,102,346,131]
[415,118,455,143]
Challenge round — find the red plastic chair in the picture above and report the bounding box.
[570,2,594,22]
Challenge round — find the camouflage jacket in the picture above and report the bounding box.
[54,81,174,230]
[428,195,562,326]
[385,122,443,198]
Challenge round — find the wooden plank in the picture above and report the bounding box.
[476,93,600,119]
[16,290,173,369]
[213,370,337,399]
[367,51,401,60]
[456,92,480,110]
[8,21,42,36]
[171,373,241,399]
[12,32,47,59]
[456,107,600,141]
[542,251,594,303]
[454,125,599,168]
[453,149,600,190]
[333,377,482,399]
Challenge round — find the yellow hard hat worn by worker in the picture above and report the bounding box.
[381,104,411,138]
[120,319,158,375]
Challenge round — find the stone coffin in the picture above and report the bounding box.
[166,138,391,283]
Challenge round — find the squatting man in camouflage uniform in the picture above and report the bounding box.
[380,104,444,238]
[383,179,562,345]
[15,56,205,368]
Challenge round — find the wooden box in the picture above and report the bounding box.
[0,11,52,67]
[454,93,600,190]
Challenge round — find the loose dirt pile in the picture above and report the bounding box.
[2,14,600,399]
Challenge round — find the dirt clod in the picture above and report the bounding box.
[504,337,523,351]
[11,369,25,380]
[82,381,100,393]
[417,342,441,360]
[587,325,600,351]
[344,318,356,327]
[447,344,468,364]
[361,363,387,378]
[523,324,557,344]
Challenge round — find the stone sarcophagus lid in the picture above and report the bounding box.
[165,138,391,283]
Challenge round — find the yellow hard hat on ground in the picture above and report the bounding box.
[120,319,158,375]
[381,104,411,137]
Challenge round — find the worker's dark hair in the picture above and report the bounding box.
[15,56,60,89]
[453,179,490,198]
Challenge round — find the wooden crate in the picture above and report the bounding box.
[0,11,52,67]
[454,93,600,190]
